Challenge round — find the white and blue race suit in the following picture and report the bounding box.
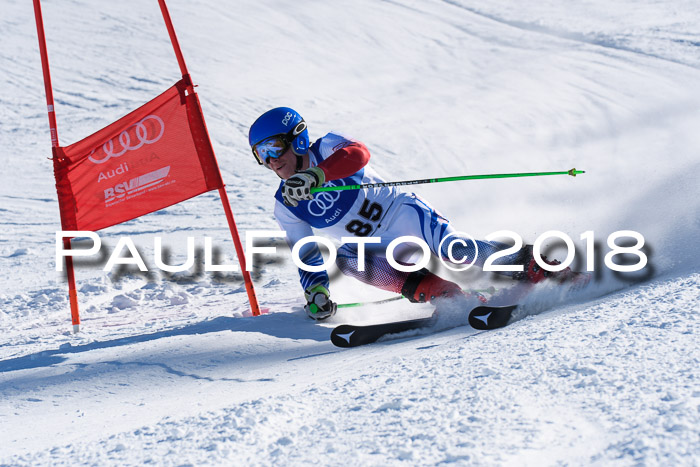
[274,133,515,293]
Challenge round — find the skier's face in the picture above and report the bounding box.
[267,146,297,180]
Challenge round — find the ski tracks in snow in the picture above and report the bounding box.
[3,274,698,465]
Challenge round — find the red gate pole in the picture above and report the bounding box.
[33,0,82,332]
[157,0,262,316]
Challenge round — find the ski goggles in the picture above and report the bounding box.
[251,120,307,166]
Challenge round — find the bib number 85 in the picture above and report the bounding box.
[345,200,383,237]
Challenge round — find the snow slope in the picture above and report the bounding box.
[1,0,699,464]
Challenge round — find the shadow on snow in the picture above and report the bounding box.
[0,312,330,374]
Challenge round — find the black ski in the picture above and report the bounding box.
[468,304,516,330]
[330,305,516,348]
[331,313,438,348]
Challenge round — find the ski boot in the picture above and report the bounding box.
[401,268,488,305]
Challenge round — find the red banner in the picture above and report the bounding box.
[54,79,223,231]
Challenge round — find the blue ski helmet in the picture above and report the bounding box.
[248,107,309,166]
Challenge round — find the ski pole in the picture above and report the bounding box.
[338,287,497,309]
[338,295,405,309]
[312,168,584,193]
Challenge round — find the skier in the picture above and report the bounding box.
[248,107,575,320]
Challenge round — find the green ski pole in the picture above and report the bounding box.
[337,287,498,309]
[312,168,584,193]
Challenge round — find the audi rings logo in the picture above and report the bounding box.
[307,179,346,217]
[88,115,165,164]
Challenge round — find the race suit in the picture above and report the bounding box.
[274,132,516,295]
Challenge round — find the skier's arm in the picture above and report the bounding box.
[281,139,371,207]
[315,141,370,181]
[274,201,330,292]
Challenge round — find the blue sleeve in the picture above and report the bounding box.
[274,200,330,293]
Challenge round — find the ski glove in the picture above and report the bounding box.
[304,284,337,320]
[282,167,325,207]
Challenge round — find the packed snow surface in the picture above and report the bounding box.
[1,0,699,464]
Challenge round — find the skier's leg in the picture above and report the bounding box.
[382,193,578,282]
[336,244,465,304]
[435,219,583,283]
[378,194,521,271]
[437,223,521,270]
[336,243,411,295]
